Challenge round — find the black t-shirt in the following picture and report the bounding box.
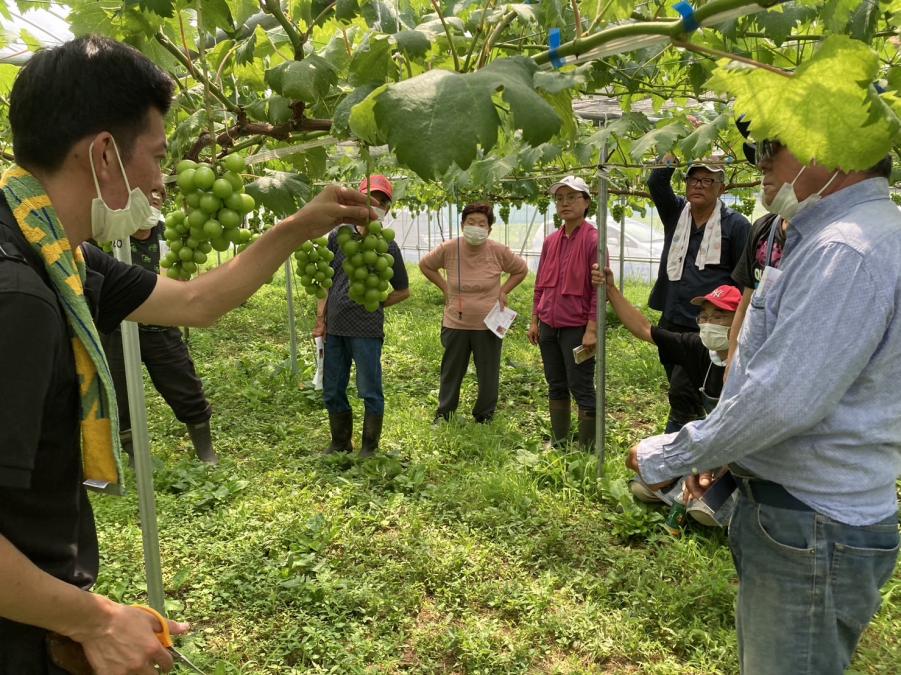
[646,167,751,329]
[731,213,784,291]
[650,326,724,401]
[0,202,157,595]
[325,227,409,339]
[127,222,164,274]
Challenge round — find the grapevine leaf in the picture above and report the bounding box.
[348,83,389,145]
[235,30,257,65]
[244,172,312,218]
[467,155,517,185]
[333,84,380,137]
[534,67,585,95]
[679,113,729,160]
[0,64,19,96]
[349,33,394,86]
[708,35,898,170]
[887,66,901,93]
[823,0,859,33]
[138,0,173,17]
[755,7,798,46]
[266,55,338,103]
[630,121,688,160]
[336,0,360,22]
[362,0,405,34]
[352,57,560,180]
[393,30,431,59]
[849,0,880,42]
[267,96,293,125]
[199,0,234,33]
[226,0,259,26]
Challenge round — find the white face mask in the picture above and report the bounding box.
[89,137,154,243]
[372,206,388,221]
[699,323,730,352]
[763,166,839,220]
[462,225,490,246]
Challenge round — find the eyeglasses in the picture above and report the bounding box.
[554,193,585,205]
[686,176,722,188]
[756,139,782,166]
[696,312,731,325]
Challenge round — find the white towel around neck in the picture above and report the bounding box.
[666,201,723,281]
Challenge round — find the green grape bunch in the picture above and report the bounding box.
[159,153,256,280]
[337,221,397,313]
[293,237,335,299]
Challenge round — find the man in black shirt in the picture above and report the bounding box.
[594,264,740,519]
[0,37,375,673]
[647,154,750,434]
[101,221,217,464]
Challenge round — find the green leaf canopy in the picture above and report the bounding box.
[708,35,899,171]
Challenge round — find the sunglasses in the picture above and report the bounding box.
[756,139,782,166]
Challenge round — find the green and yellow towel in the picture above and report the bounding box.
[1,166,124,494]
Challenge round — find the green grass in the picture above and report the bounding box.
[91,268,900,674]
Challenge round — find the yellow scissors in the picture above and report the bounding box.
[133,605,206,674]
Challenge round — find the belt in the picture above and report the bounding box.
[734,475,814,512]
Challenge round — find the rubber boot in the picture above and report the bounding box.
[324,411,353,454]
[577,408,596,452]
[548,399,571,448]
[119,428,134,459]
[187,420,219,465]
[359,412,383,459]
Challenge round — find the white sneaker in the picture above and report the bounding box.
[686,499,718,527]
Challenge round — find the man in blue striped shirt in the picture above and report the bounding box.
[628,141,900,674]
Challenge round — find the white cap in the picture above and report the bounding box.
[687,159,726,179]
[549,175,591,196]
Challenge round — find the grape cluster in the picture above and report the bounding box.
[293,237,335,299]
[160,154,256,280]
[337,222,396,312]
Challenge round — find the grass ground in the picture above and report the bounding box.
[91,268,900,674]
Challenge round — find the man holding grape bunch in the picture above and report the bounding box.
[313,176,410,458]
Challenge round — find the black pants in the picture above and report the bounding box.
[101,327,212,430]
[436,327,503,422]
[0,620,68,674]
[657,318,705,430]
[537,321,595,410]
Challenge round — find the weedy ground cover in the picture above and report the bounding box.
[92,268,900,674]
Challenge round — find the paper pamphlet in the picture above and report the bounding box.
[483,301,517,338]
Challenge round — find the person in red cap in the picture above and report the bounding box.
[592,263,739,524]
[313,175,410,458]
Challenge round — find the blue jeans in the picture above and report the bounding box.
[323,334,384,415]
[728,492,900,674]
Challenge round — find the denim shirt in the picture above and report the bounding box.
[638,178,901,526]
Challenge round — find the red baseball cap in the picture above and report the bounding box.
[691,285,741,312]
[358,175,393,201]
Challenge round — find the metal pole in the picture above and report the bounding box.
[618,197,626,292]
[595,148,609,477]
[284,257,298,375]
[112,239,165,613]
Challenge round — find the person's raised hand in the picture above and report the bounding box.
[292,185,377,241]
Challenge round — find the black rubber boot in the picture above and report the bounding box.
[548,399,571,448]
[324,411,354,454]
[577,408,596,452]
[187,420,219,465]
[119,428,134,459]
[359,412,383,459]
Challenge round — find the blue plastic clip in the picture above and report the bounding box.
[548,28,565,69]
[674,2,700,33]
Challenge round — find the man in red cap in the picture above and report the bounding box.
[593,264,740,523]
[313,175,410,457]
